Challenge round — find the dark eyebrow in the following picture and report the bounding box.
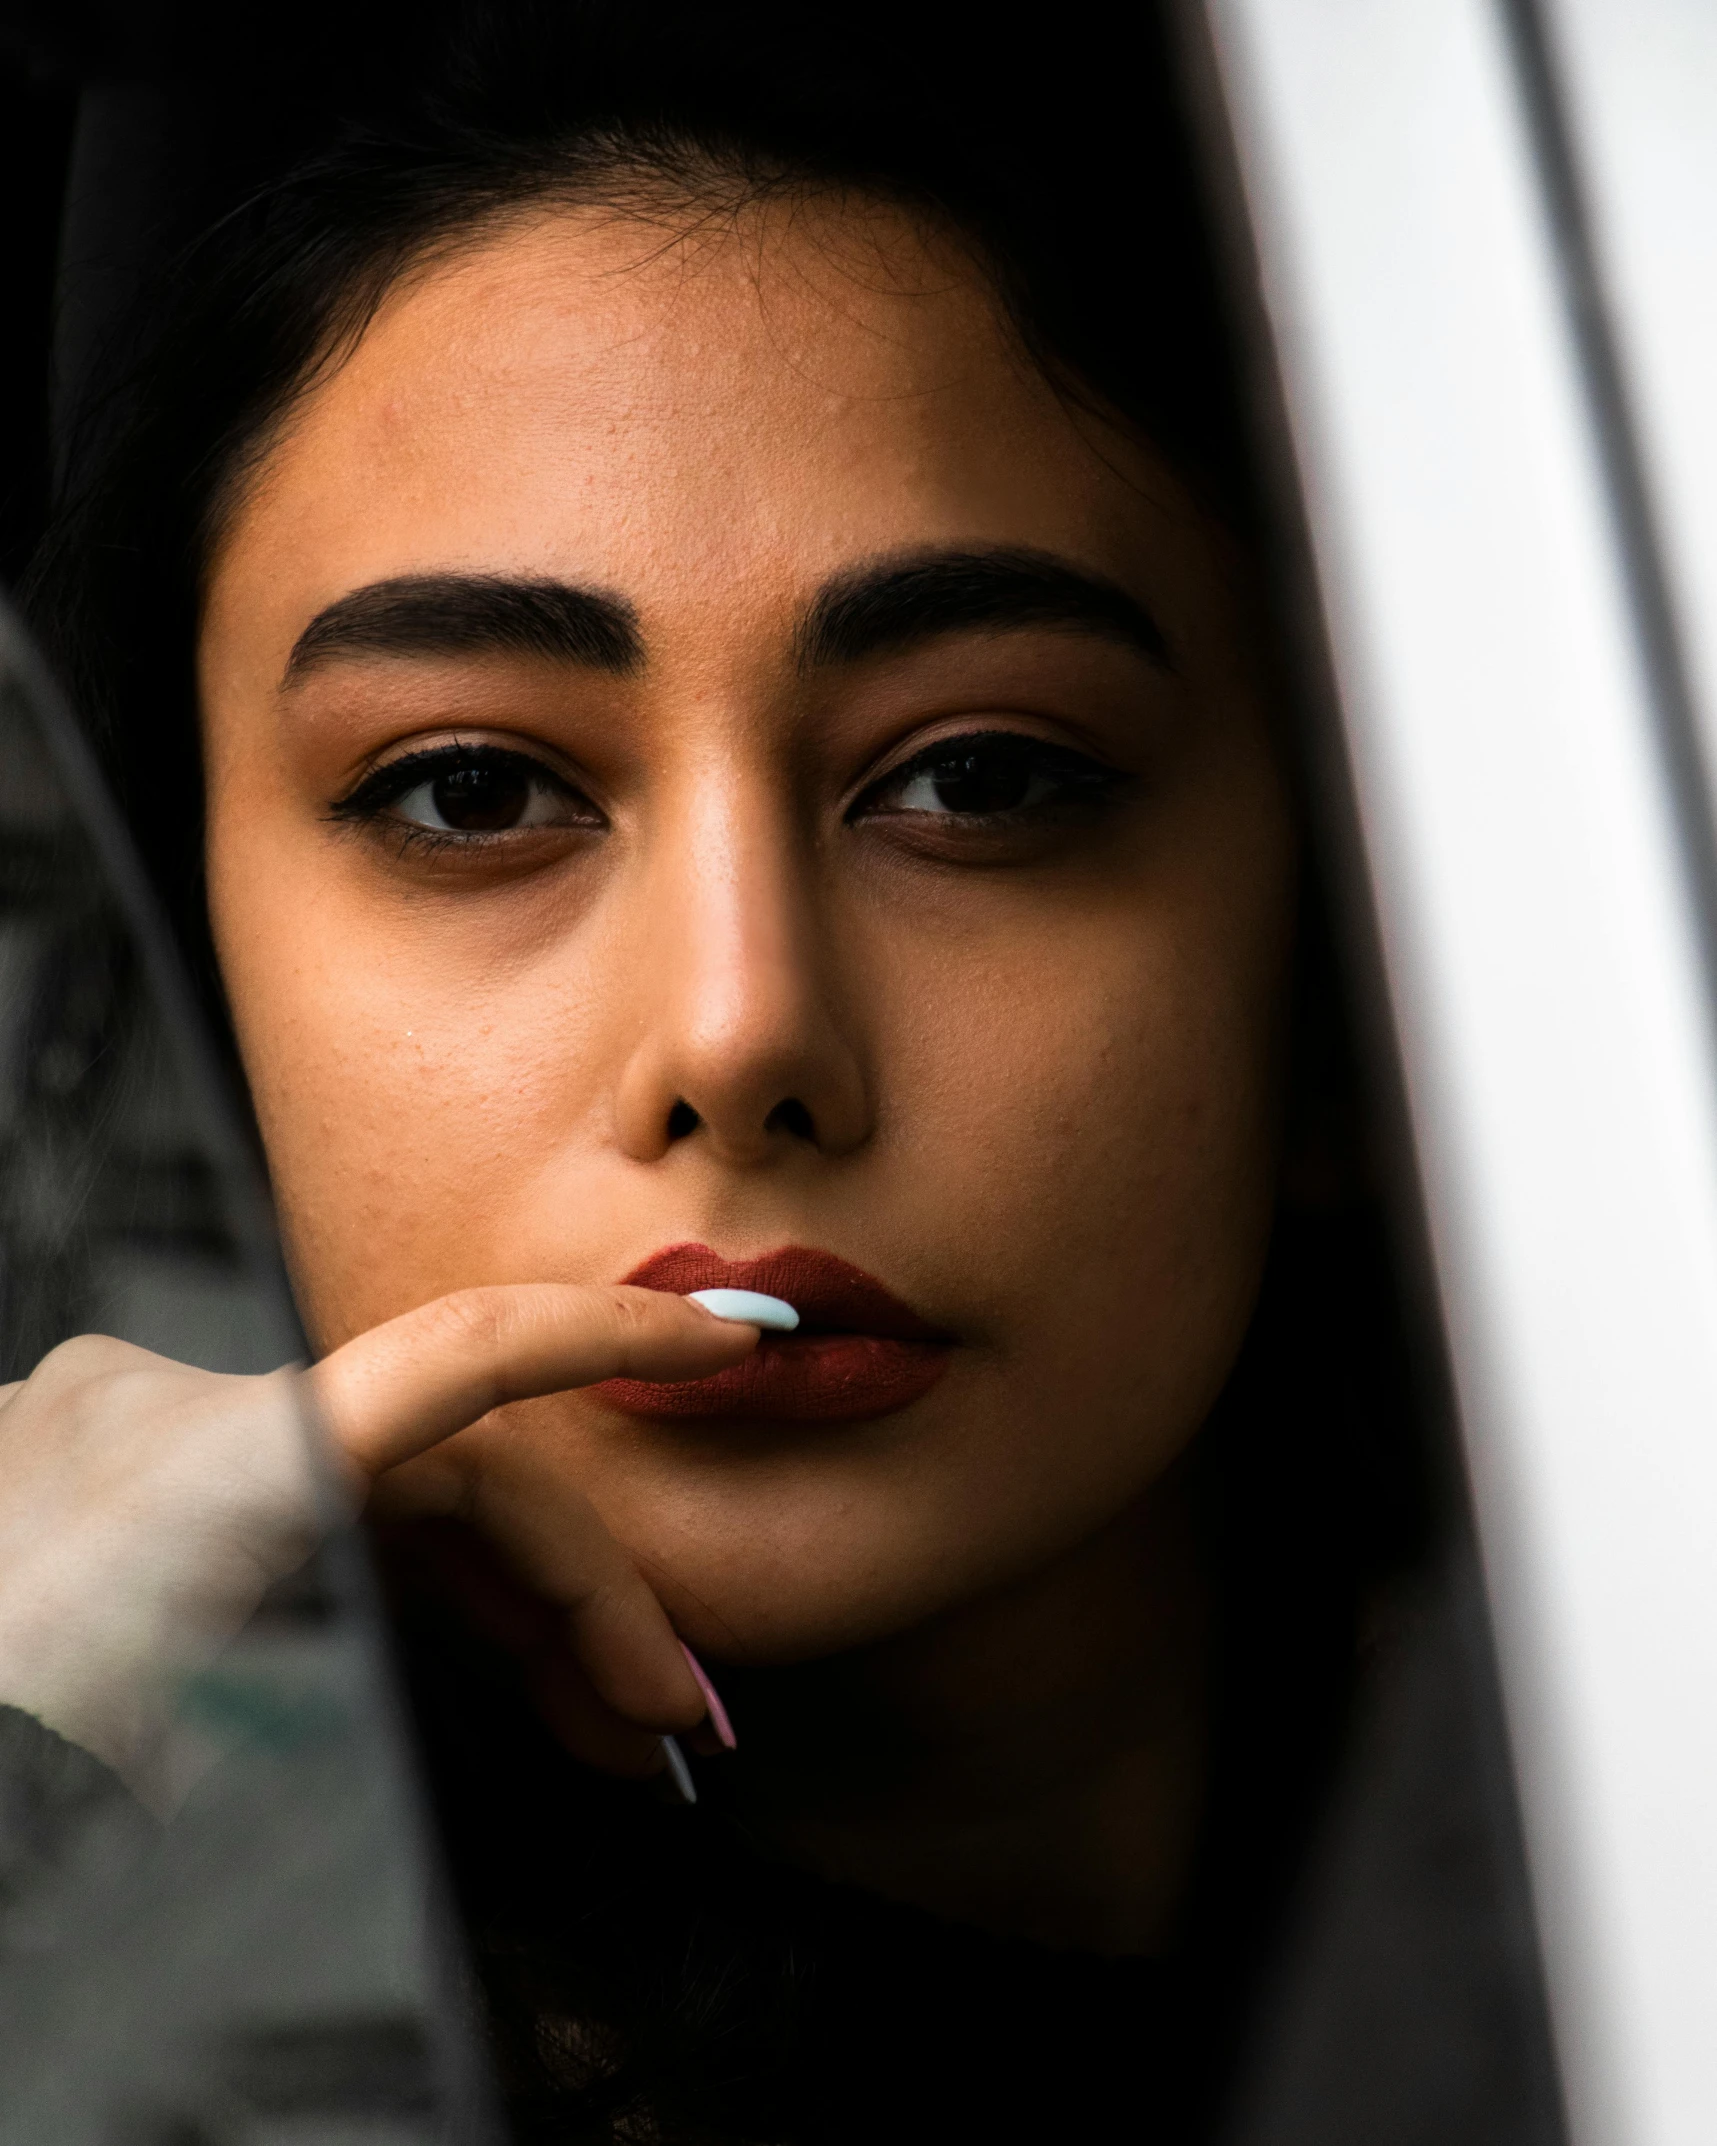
[795,547,1171,672]
[282,573,643,684]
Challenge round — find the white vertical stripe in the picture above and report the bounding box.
[1205,4,1717,2142]
[1546,0,1717,814]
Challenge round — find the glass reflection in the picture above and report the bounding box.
[0,603,492,2144]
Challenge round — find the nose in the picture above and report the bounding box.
[612,778,872,1167]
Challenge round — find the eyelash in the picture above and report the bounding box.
[329,730,1124,851]
[849,731,1124,823]
[329,743,598,848]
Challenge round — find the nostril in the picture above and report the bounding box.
[666,1100,701,1142]
[765,1098,816,1142]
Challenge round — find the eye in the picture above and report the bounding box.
[332,743,602,838]
[853,731,1122,821]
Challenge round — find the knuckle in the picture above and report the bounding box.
[418,1287,512,1363]
[26,1336,184,1430]
[605,1288,656,1340]
[605,1286,687,1355]
[5,1337,234,1473]
[33,1333,154,1386]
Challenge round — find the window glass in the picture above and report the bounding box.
[0,613,492,2145]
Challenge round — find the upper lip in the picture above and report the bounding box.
[621,1243,948,1341]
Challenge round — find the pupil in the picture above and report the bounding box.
[432,760,531,831]
[930,744,1032,815]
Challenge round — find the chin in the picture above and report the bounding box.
[603,1451,1084,1669]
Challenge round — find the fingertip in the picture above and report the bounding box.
[678,1299,762,1353]
[685,1288,799,1332]
[612,1284,757,1345]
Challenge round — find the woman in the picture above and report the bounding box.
[11,7,1418,2139]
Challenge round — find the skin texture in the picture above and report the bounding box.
[197,195,1296,1951]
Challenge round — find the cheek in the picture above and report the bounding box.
[926,939,1279,1327]
[208,824,617,1348]
[902,836,1285,1256]
[876,855,1291,1532]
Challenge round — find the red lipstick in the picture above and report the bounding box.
[601,1244,952,1423]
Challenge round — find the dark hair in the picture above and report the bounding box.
[23,0,1249,1025]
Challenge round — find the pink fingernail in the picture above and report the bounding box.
[680,1642,737,1750]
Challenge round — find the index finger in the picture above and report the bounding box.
[310,1284,757,1478]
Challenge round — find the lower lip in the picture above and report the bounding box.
[599,1332,951,1424]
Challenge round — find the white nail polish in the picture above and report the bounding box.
[661,1734,698,1804]
[686,1287,800,1331]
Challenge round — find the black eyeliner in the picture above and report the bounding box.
[329,740,564,822]
[849,730,1126,821]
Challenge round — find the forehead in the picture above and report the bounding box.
[210,199,1188,644]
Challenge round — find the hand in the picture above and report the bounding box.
[0,1287,755,1788]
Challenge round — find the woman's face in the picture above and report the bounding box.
[199,198,1294,1664]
